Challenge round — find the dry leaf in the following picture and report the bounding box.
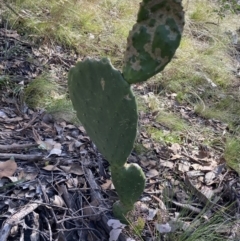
[160,160,174,168]
[0,110,7,118]
[69,163,84,175]
[197,150,209,159]
[108,219,126,241]
[101,179,112,190]
[170,154,181,160]
[59,164,84,175]
[205,172,216,184]
[140,159,150,167]
[205,164,225,184]
[42,165,61,171]
[142,142,152,149]
[47,143,62,157]
[109,228,122,241]
[169,143,181,154]
[66,124,76,129]
[66,178,78,188]
[0,158,17,178]
[178,163,190,172]
[18,170,38,181]
[59,165,71,173]
[146,169,159,178]
[83,199,100,221]
[201,186,214,200]
[147,208,158,220]
[52,195,65,207]
[7,176,18,182]
[187,170,204,178]
[155,222,171,233]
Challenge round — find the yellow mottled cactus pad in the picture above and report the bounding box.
[123,0,184,83]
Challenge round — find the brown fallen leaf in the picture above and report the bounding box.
[0,158,17,178]
[52,195,66,207]
[46,143,62,157]
[60,164,83,175]
[83,199,101,221]
[169,143,181,154]
[18,170,38,181]
[178,163,190,172]
[160,160,174,169]
[101,179,112,190]
[42,165,61,171]
[146,169,159,178]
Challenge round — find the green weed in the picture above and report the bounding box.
[156,111,189,132]
[146,127,182,144]
[46,97,79,124]
[24,75,57,108]
[224,138,240,174]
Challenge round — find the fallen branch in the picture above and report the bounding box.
[0,153,44,161]
[0,143,38,151]
[0,202,41,241]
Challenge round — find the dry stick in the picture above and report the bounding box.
[84,168,128,241]
[38,180,67,241]
[0,153,46,161]
[16,113,39,132]
[43,215,52,241]
[0,143,38,151]
[57,184,100,241]
[0,202,40,241]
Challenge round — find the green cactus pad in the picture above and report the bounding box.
[112,201,133,224]
[68,58,138,166]
[123,0,185,84]
[111,163,145,207]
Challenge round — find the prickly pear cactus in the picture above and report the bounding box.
[68,58,138,166]
[68,0,184,224]
[123,0,185,84]
[68,57,144,223]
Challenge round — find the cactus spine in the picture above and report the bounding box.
[68,0,184,223]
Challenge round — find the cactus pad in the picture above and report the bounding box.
[68,58,138,166]
[111,163,145,209]
[123,0,185,84]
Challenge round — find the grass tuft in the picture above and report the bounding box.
[46,97,79,124]
[224,138,240,174]
[24,75,57,108]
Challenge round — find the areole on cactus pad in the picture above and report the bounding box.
[68,0,184,224]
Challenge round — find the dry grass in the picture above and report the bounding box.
[2,0,139,65]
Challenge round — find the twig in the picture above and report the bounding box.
[43,215,52,241]
[0,195,69,210]
[57,227,103,239]
[0,153,45,161]
[38,179,66,241]
[16,113,39,132]
[0,143,38,151]
[182,152,209,165]
[0,202,40,241]
[168,199,202,214]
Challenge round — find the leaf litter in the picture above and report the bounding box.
[0,26,239,241]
